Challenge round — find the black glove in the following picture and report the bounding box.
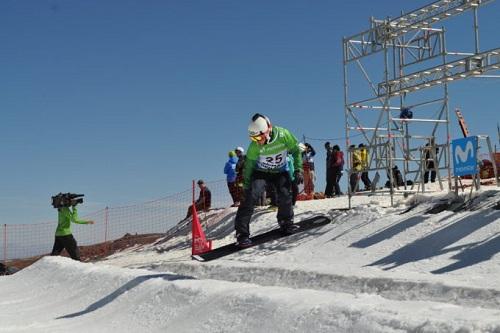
[294,170,304,184]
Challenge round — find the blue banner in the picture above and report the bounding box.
[452,136,478,177]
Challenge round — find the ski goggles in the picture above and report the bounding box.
[249,128,270,142]
[249,134,263,142]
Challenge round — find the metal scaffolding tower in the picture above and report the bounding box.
[343,0,499,207]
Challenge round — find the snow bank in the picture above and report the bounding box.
[1,186,500,332]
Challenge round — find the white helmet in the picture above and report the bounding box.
[248,114,271,136]
[248,113,272,140]
[235,146,245,154]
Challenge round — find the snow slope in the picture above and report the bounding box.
[1,185,500,332]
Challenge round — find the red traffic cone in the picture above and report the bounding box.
[191,205,212,255]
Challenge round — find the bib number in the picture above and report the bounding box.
[257,152,287,170]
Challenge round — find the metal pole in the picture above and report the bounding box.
[383,36,394,207]
[397,28,410,193]
[3,224,6,264]
[343,36,352,209]
[485,136,499,186]
[473,7,480,54]
[497,122,500,146]
[104,206,109,255]
[475,139,481,190]
[104,207,109,243]
[442,28,453,191]
[421,147,426,193]
[192,180,195,204]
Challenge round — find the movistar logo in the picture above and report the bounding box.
[455,141,474,164]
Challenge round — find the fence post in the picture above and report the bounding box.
[192,180,195,204]
[104,207,109,256]
[3,224,6,264]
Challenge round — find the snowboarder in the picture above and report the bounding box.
[234,113,303,248]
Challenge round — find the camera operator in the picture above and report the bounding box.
[50,194,94,261]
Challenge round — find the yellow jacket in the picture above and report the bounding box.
[352,147,369,171]
[359,147,369,169]
[352,149,363,171]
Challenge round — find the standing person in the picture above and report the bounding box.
[350,144,361,193]
[51,204,94,261]
[329,145,344,196]
[358,143,372,190]
[234,146,246,203]
[386,166,404,188]
[324,142,332,166]
[324,142,334,197]
[301,142,316,194]
[185,180,212,219]
[234,113,303,248]
[424,143,438,183]
[224,150,239,206]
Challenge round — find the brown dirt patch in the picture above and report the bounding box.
[5,233,164,273]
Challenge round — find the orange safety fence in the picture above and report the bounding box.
[1,179,232,262]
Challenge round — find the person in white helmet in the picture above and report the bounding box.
[234,113,303,248]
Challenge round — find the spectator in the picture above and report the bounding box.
[234,146,246,202]
[324,142,334,197]
[359,143,372,190]
[51,205,94,261]
[385,165,404,188]
[224,150,239,206]
[326,145,344,197]
[350,144,361,193]
[324,141,332,168]
[424,143,438,183]
[234,113,303,248]
[185,180,212,219]
[301,142,316,194]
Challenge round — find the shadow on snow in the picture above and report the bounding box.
[368,209,500,272]
[56,273,195,319]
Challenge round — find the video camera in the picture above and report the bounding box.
[51,193,85,209]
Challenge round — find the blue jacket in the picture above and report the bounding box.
[224,156,238,182]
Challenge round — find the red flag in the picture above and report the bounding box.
[191,205,212,255]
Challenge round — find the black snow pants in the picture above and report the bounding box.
[51,234,81,261]
[234,171,293,239]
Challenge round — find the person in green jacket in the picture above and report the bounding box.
[234,113,303,248]
[51,205,94,261]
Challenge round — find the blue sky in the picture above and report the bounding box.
[1,0,498,224]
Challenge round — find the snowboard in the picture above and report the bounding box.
[192,215,331,262]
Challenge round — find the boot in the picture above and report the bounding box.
[279,221,299,235]
[236,236,252,248]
